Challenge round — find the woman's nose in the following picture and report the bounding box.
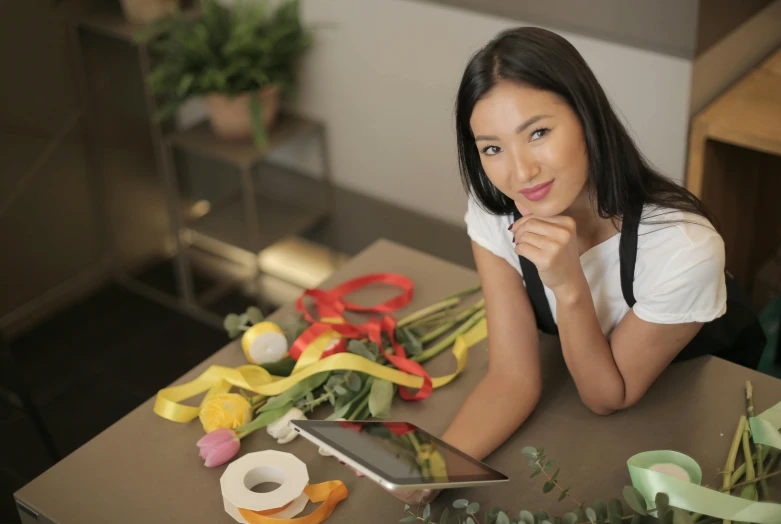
[510,148,540,183]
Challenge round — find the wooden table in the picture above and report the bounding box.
[15,240,781,523]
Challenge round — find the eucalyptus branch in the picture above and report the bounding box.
[534,457,582,508]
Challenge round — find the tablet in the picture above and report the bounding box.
[291,420,509,491]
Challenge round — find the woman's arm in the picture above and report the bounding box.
[555,276,702,415]
[512,215,702,415]
[440,241,543,461]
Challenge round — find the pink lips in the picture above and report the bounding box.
[518,180,554,202]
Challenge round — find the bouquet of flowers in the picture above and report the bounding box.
[194,279,485,467]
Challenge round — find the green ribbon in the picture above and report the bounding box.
[628,401,781,522]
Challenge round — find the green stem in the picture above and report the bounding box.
[440,284,482,302]
[722,416,745,524]
[347,377,374,421]
[413,309,486,363]
[419,300,485,345]
[741,426,756,483]
[746,380,769,499]
[397,297,461,328]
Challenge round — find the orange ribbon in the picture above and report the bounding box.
[239,481,349,524]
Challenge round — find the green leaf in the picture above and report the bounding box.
[536,446,545,455]
[404,504,410,512]
[347,372,361,392]
[622,486,647,516]
[672,510,694,524]
[334,385,349,396]
[368,379,394,419]
[260,357,296,377]
[544,459,556,471]
[574,508,588,522]
[440,508,450,524]
[535,510,550,522]
[541,521,552,524]
[466,503,480,515]
[542,482,554,494]
[631,516,642,524]
[586,508,597,524]
[258,371,330,412]
[530,469,543,479]
[237,313,249,326]
[249,94,268,150]
[453,499,469,509]
[424,504,431,519]
[593,500,607,519]
[557,488,569,502]
[347,340,377,362]
[400,517,417,523]
[521,447,538,459]
[466,518,476,524]
[518,510,535,524]
[607,500,623,524]
[655,493,670,517]
[224,313,240,331]
[496,512,510,524]
[562,514,579,524]
[551,468,560,482]
[528,459,539,469]
[246,306,264,324]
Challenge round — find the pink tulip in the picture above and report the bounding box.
[197,428,240,467]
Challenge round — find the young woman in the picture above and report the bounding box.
[361,26,764,504]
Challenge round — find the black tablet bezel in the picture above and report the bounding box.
[293,420,509,486]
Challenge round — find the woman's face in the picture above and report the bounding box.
[469,80,589,217]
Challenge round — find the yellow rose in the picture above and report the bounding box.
[199,393,253,433]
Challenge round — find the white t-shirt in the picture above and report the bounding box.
[465,197,727,336]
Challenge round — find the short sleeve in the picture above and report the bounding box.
[632,221,727,324]
[464,197,521,275]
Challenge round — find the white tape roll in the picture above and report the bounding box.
[221,450,310,523]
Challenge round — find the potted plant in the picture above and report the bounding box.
[141,0,312,147]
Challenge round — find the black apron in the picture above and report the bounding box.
[512,210,766,369]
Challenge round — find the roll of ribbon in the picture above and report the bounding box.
[241,322,289,365]
[221,450,348,524]
[627,399,781,522]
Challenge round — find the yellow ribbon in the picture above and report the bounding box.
[154,318,487,423]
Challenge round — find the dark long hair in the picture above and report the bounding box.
[456,27,712,229]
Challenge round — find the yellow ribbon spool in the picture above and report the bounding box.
[154,318,487,424]
[241,322,289,365]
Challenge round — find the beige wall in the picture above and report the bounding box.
[272,0,693,226]
[690,0,781,115]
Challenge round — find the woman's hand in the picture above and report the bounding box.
[510,213,585,299]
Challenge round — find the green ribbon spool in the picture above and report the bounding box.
[628,401,781,522]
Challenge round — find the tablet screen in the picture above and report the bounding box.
[294,420,508,486]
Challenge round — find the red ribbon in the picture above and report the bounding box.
[289,273,433,400]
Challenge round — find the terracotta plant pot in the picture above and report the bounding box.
[206,87,281,142]
[120,0,181,24]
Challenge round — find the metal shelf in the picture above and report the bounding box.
[167,115,321,169]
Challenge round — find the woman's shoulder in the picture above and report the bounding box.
[636,205,723,253]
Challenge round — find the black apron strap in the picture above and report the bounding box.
[618,214,640,308]
[513,210,559,335]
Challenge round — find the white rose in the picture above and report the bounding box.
[266,407,306,444]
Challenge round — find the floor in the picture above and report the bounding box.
[0,193,473,523]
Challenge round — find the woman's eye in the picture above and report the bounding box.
[481,145,501,156]
[530,128,550,141]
